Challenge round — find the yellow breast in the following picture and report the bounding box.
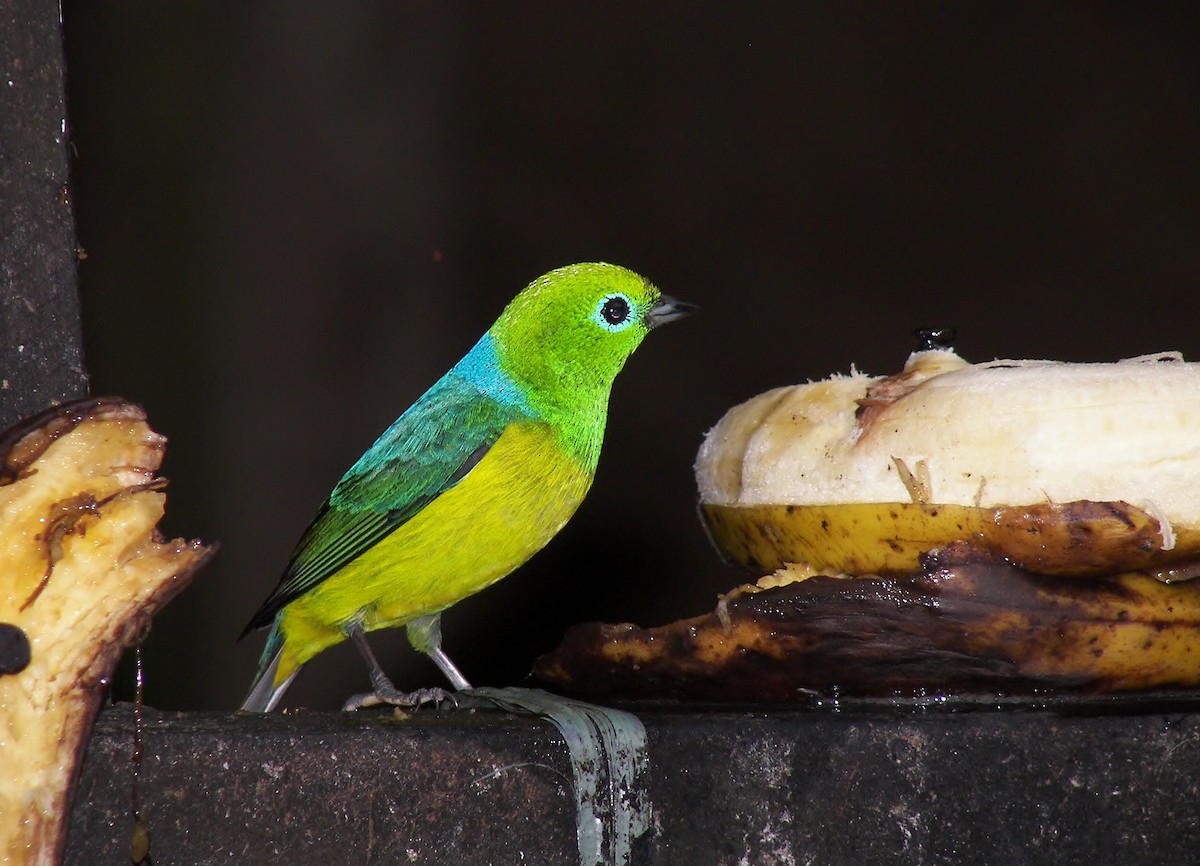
[278,420,593,666]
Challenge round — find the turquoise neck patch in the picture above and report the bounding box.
[454,333,533,413]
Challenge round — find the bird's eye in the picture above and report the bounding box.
[593,294,634,331]
[601,296,630,324]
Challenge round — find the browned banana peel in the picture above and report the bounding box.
[535,543,1200,701]
[539,347,1200,701]
[0,397,214,866]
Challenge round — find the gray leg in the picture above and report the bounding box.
[342,623,456,711]
[406,613,472,691]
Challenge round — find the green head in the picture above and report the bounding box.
[491,262,695,415]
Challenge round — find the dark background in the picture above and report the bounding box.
[61,3,1200,710]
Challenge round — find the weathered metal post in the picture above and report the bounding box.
[0,0,89,427]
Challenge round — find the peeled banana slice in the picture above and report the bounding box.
[696,349,1200,523]
[0,398,213,866]
[696,347,1200,581]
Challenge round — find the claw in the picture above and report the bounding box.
[342,684,458,712]
[342,620,468,712]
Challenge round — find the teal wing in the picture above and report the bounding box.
[242,373,522,633]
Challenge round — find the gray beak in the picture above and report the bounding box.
[645,294,699,327]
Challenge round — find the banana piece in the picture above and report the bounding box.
[696,348,1200,575]
[535,545,1200,700]
[0,398,213,866]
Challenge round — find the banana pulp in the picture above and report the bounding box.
[0,399,213,866]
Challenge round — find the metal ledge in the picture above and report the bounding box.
[66,701,1200,865]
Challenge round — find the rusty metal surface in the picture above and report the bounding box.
[67,702,1200,865]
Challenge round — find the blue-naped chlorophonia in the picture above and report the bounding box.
[240,262,695,711]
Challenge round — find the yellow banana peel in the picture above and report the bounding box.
[701,499,1200,578]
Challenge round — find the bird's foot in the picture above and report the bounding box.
[342,684,458,712]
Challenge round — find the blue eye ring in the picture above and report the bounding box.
[592,293,635,331]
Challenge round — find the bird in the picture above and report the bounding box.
[239,262,696,712]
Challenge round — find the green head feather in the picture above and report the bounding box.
[491,262,686,421]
